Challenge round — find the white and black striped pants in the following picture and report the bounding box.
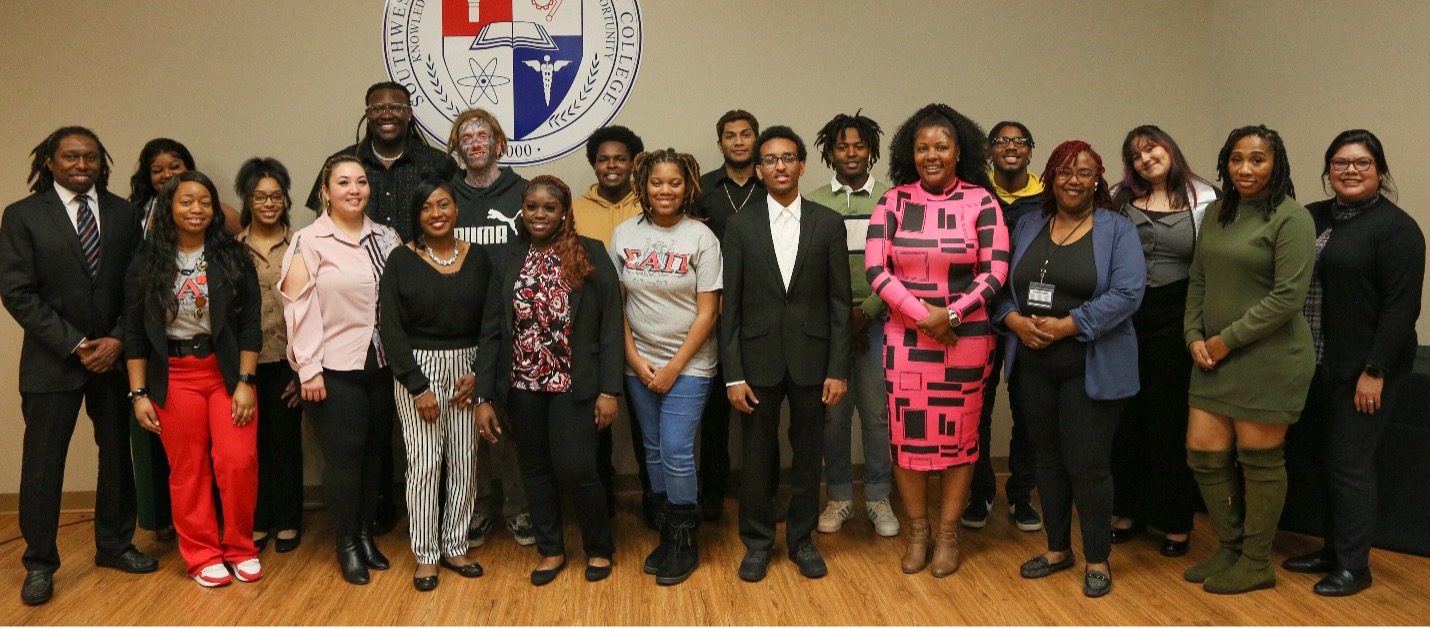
[395,346,478,564]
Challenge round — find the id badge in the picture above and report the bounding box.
[1027,281,1055,310]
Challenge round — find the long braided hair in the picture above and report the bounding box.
[519,175,593,289]
[28,126,113,194]
[1038,140,1114,216]
[1215,125,1294,226]
[814,110,883,169]
[352,81,430,152]
[632,148,702,224]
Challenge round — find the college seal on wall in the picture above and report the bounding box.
[383,0,643,166]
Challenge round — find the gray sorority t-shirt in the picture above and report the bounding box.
[609,214,723,378]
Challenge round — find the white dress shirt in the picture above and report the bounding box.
[54,182,101,237]
[768,194,802,290]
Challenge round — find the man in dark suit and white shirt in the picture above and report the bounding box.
[0,127,155,606]
[722,125,851,582]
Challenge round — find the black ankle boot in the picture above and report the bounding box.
[336,536,370,585]
[656,503,700,586]
[356,526,390,570]
[643,496,671,575]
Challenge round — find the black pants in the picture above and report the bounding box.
[1111,280,1198,534]
[254,361,304,532]
[303,351,393,538]
[20,372,137,573]
[699,366,733,497]
[738,375,823,553]
[130,416,171,531]
[505,389,614,559]
[1014,341,1125,563]
[971,335,1037,504]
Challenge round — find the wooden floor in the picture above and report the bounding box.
[3,490,1428,626]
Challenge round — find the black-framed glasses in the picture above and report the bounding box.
[760,153,799,166]
[1054,167,1098,181]
[991,137,1032,147]
[251,192,287,206]
[366,103,411,115]
[1330,158,1374,173]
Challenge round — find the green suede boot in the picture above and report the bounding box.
[1185,449,1243,583]
[1204,445,1285,594]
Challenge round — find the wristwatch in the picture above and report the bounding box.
[237,373,258,385]
[1364,364,1385,379]
[947,310,962,329]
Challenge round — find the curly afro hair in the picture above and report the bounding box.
[886,103,993,195]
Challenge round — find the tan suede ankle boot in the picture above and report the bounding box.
[901,518,929,574]
[929,520,961,578]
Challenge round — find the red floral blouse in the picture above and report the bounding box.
[510,247,573,392]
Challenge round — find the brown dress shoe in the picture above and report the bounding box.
[930,520,961,578]
[901,518,929,574]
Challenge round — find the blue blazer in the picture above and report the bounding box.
[993,208,1145,400]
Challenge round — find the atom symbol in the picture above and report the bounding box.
[456,57,511,105]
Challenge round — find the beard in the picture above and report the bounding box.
[724,154,755,170]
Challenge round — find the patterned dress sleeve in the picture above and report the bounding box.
[865,189,928,322]
[948,192,1009,320]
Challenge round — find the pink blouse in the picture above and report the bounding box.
[280,213,400,381]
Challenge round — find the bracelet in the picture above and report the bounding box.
[598,393,618,401]
[127,388,149,402]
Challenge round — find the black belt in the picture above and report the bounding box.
[169,334,214,358]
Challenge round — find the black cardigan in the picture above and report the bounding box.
[1308,196,1425,381]
[473,236,623,403]
[123,248,263,406]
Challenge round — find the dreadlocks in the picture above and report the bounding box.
[632,148,702,224]
[352,81,430,151]
[28,126,113,194]
[1038,140,1115,216]
[1215,125,1295,226]
[813,109,883,169]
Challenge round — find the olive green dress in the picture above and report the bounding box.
[1184,197,1316,423]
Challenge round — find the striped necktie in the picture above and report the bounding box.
[75,194,100,277]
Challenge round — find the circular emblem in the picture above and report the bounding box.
[383,0,643,166]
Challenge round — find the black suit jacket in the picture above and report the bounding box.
[474,236,624,403]
[122,248,263,406]
[721,196,852,388]
[0,188,142,393]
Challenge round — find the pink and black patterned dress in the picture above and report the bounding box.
[510,247,573,392]
[866,180,1009,471]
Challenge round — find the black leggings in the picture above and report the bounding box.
[1013,340,1126,563]
[505,389,614,559]
[302,350,394,538]
[255,361,304,532]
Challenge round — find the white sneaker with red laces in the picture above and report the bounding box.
[233,558,263,583]
[194,563,232,588]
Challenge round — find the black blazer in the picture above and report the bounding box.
[1308,196,1425,381]
[122,247,263,406]
[474,236,623,403]
[0,188,142,393]
[720,196,852,388]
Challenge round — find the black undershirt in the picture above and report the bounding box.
[1012,225,1097,318]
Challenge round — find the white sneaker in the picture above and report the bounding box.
[867,499,901,537]
[193,563,232,588]
[817,500,854,533]
[232,558,262,583]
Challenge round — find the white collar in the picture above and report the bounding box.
[768,194,802,220]
[54,182,97,206]
[830,174,875,196]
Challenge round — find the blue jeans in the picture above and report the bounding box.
[625,374,712,506]
[823,319,892,502]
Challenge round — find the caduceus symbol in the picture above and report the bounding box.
[522,54,572,106]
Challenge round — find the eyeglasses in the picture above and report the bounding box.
[991,137,1032,147]
[1054,167,1099,181]
[760,153,799,166]
[366,103,411,115]
[251,192,287,206]
[1330,158,1374,173]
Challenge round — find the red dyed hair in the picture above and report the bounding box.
[1038,140,1115,215]
[521,175,594,289]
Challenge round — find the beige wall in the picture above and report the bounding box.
[1,0,1424,496]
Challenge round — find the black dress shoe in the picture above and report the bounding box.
[413,574,438,592]
[738,549,770,582]
[439,558,484,578]
[1020,554,1076,579]
[275,530,302,554]
[1283,548,1336,574]
[355,529,390,570]
[790,545,827,579]
[585,560,613,582]
[1160,537,1190,557]
[1084,569,1113,598]
[95,548,159,574]
[1109,522,1144,544]
[531,557,567,586]
[336,536,370,585]
[1314,568,1372,597]
[21,571,53,606]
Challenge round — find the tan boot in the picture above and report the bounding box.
[930,520,961,578]
[901,518,929,574]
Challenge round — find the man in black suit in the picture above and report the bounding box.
[0,127,155,606]
[722,126,851,582]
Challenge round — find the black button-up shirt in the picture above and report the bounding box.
[694,167,765,243]
[305,137,458,242]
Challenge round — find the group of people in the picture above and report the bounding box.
[4,79,1421,606]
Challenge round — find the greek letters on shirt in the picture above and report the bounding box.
[621,248,692,275]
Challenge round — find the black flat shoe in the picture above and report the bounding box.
[1020,554,1076,579]
[21,570,53,606]
[439,557,484,578]
[585,560,613,582]
[1109,522,1144,544]
[1314,568,1371,597]
[253,535,270,552]
[1282,549,1336,574]
[1160,537,1190,557]
[1084,569,1113,598]
[275,531,302,554]
[413,574,438,591]
[530,557,567,586]
[95,547,159,573]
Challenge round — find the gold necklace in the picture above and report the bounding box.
[723,180,756,213]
